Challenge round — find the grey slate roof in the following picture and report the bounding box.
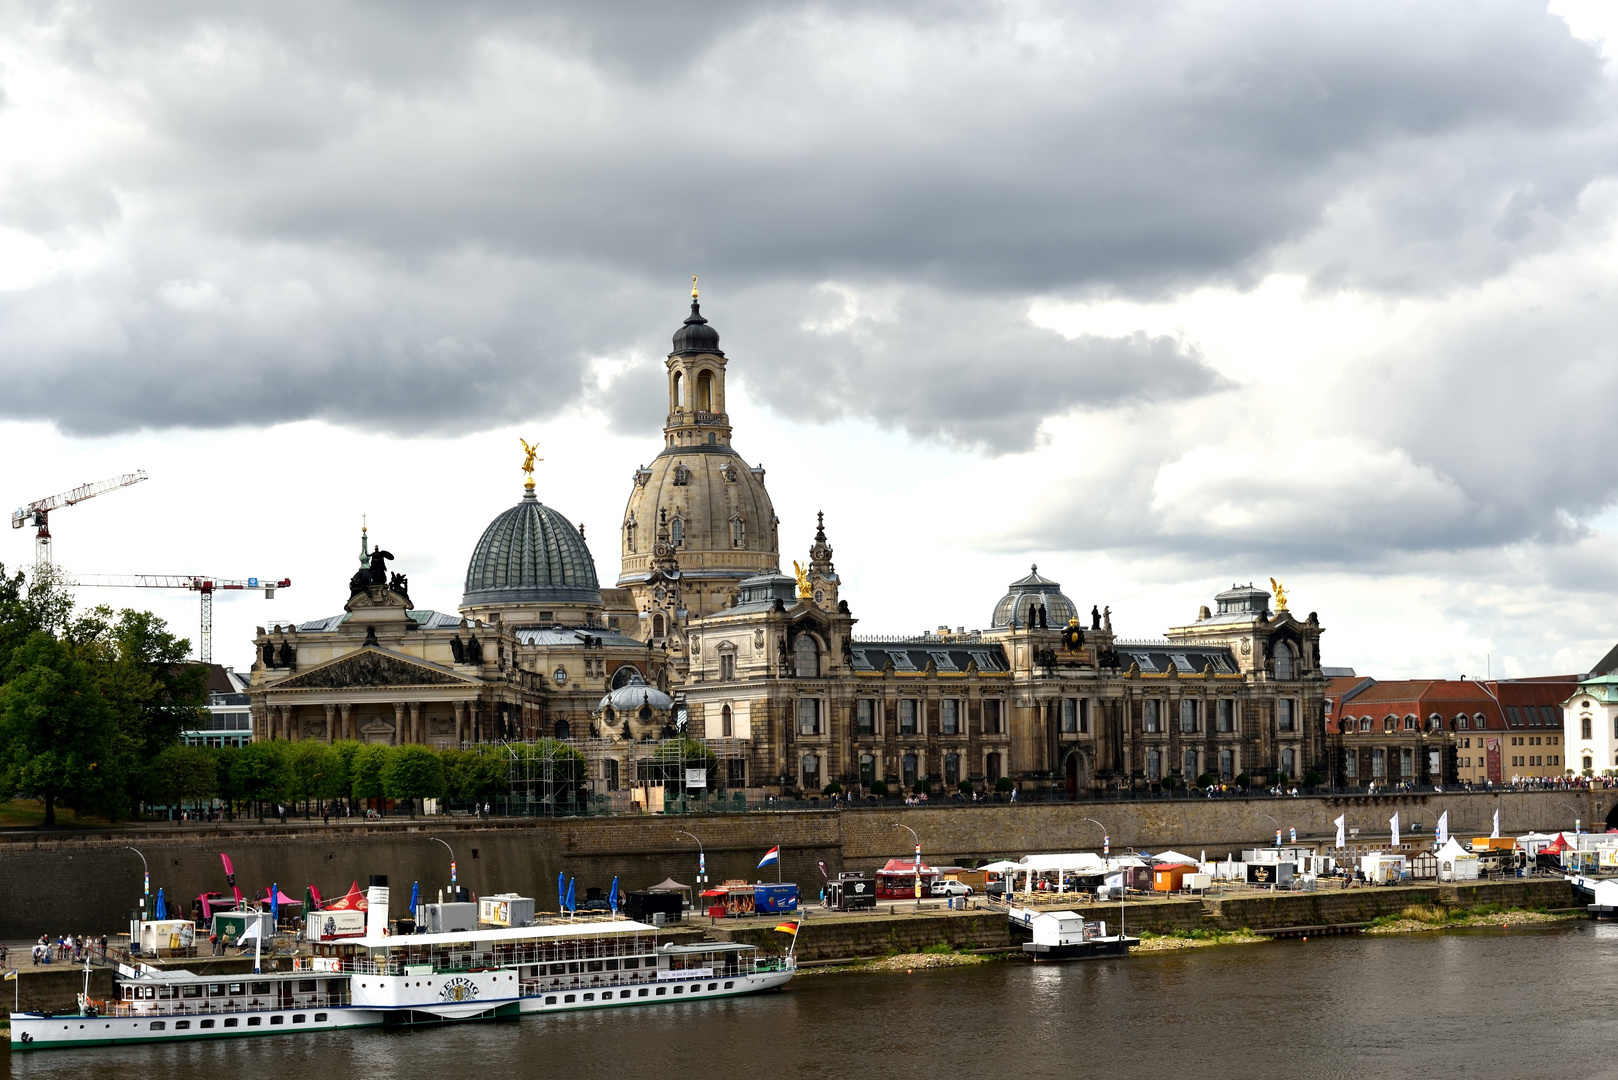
[850,640,1010,674]
[292,609,464,634]
[463,488,601,607]
[991,565,1079,629]
[1113,640,1237,675]
[516,627,645,648]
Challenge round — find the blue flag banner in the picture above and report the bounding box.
[565,878,576,912]
[609,876,620,914]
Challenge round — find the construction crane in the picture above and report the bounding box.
[10,471,149,578]
[64,575,292,665]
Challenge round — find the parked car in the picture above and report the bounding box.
[930,880,972,898]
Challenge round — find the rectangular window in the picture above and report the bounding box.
[1399,747,1413,777]
[983,699,1002,735]
[1180,699,1198,733]
[899,699,918,735]
[1217,699,1234,732]
[1371,748,1386,779]
[719,653,735,680]
[1583,715,1593,740]
[856,699,875,735]
[1277,699,1295,732]
[1062,699,1078,733]
[1078,698,1089,735]
[1343,750,1357,780]
[797,698,821,736]
[1144,699,1161,733]
[941,699,959,735]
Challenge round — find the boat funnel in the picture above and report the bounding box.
[367,875,389,939]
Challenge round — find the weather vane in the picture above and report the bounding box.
[520,438,542,489]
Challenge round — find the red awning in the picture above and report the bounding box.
[876,858,938,876]
[322,882,369,911]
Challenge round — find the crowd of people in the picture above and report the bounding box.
[25,933,108,966]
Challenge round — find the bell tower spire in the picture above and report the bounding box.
[665,281,732,449]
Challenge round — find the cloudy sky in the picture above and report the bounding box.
[4,0,1618,679]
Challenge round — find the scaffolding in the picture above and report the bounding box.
[499,736,752,816]
[503,739,597,817]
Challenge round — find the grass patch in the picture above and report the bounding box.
[1366,903,1578,935]
[0,800,112,828]
[918,941,957,955]
[1134,927,1266,951]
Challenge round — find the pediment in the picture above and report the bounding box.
[275,648,474,690]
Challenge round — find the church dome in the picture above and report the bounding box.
[671,299,723,356]
[462,486,602,613]
[991,565,1078,629]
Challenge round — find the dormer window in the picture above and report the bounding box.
[672,465,691,486]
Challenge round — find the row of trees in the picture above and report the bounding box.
[0,565,207,825]
[149,739,587,819]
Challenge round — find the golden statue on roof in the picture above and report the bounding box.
[1270,577,1288,612]
[520,438,542,486]
[692,274,699,298]
[792,560,813,602]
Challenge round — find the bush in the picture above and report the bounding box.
[822,782,843,796]
[914,778,931,795]
[869,780,889,797]
[1235,773,1252,787]
[995,777,1014,793]
[1196,773,1218,787]
[1161,774,1180,790]
[1303,770,1323,787]
[958,780,973,794]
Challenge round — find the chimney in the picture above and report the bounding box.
[366,874,390,940]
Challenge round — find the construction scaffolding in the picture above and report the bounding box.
[503,739,598,817]
[500,737,752,816]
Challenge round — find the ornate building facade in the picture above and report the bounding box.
[249,290,1330,797]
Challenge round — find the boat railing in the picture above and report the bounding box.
[514,963,757,996]
[97,992,351,1018]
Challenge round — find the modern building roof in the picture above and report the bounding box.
[463,486,601,609]
[990,565,1079,629]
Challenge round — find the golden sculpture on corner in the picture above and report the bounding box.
[519,438,542,481]
[792,560,813,602]
[1270,577,1288,612]
[692,274,699,298]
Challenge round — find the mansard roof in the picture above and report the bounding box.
[849,640,1010,675]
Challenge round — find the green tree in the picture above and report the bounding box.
[382,745,447,816]
[148,744,217,814]
[288,741,342,817]
[0,632,118,825]
[0,563,72,679]
[231,740,291,821]
[350,744,390,807]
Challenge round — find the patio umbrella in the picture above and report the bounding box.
[409,881,419,919]
[271,882,278,927]
[155,888,167,920]
[565,878,576,913]
[558,872,565,912]
[609,876,619,915]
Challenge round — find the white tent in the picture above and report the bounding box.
[977,860,1021,874]
[1151,850,1199,866]
[1435,838,1479,881]
[1008,852,1109,895]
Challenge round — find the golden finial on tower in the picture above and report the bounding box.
[1269,577,1288,612]
[691,274,699,299]
[519,438,542,490]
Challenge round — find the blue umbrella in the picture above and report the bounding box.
[609,876,619,915]
[565,878,575,913]
[270,882,279,928]
[155,888,167,920]
[409,881,419,920]
[558,872,566,912]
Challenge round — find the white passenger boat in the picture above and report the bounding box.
[12,875,795,1051]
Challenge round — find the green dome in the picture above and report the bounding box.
[462,488,601,609]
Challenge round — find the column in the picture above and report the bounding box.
[454,701,466,745]
[339,703,354,742]
[393,703,407,746]
[470,701,481,744]
[323,704,337,743]
[408,702,421,745]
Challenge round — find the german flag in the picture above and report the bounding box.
[773,921,800,935]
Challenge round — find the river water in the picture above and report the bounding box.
[9,922,1618,1080]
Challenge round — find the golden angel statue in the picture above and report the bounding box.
[1269,577,1288,612]
[519,438,541,476]
[792,560,813,602]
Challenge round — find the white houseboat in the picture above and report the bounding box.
[12,875,794,1051]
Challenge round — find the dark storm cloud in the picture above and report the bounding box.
[0,0,1609,441]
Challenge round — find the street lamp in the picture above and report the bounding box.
[126,846,149,955]
[1256,812,1281,848]
[894,823,923,910]
[675,830,707,885]
[1082,817,1110,857]
[1556,801,1582,835]
[430,836,458,889]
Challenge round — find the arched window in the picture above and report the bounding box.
[1146,750,1162,782]
[1273,642,1294,680]
[555,719,571,740]
[670,518,684,545]
[652,613,665,638]
[624,519,636,554]
[1583,715,1593,740]
[638,703,653,722]
[1281,747,1296,778]
[859,753,876,787]
[1183,748,1198,777]
[1584,754,1593,773]
[944,753,960,788]
[721,704,733,738]
[801,753,820,791]
[731,516,745,548]
[672,465,690,486]
[901,753,918,788]
[603,706,615,723]
[1359,717,1371,732]
[673,370,684,406]
[603,758,619,791]
[1219,748,1234,779]
[793,634,820,678]
[1383,715,1396,732]
[1403,715,1416,731]
[697,370,712,411]
[1473,714,1486,729]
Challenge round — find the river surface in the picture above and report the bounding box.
[8,922,1618,1080]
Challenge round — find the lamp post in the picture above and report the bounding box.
[1556,801,1582,836]
[675,830,707,885]
[1082,817,1110,858]
[894,823,922,911]
[1256,812,1281,848]
[430,836,458,890]
[126,845,150,930]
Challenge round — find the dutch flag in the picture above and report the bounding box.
[757,846,780,869]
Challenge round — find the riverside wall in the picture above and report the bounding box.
[0,790,1609,939]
